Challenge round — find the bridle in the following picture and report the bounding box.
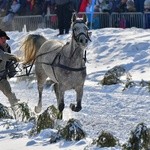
[72,20,91,44]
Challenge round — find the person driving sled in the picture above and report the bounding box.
[0,29,19,106]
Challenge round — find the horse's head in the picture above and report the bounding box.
[72,14,91,48]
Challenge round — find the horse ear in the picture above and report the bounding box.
[83,14,87,24]
[72,13,77,23]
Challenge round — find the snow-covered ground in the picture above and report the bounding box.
[0,27,150,150]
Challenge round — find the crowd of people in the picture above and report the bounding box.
[0,0,149,17]
[0,0,149,33]
[86,0,150,29]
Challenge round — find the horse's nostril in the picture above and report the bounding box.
[85,39,88,43]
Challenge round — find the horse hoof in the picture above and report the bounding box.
[70,103,82,112]
[35,106,41,113]
[70,103,75,111]
[58,103,64,112]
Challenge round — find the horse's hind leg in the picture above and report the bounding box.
[70,86,83,112]
[53,84,64,119]
[35,72,47,113]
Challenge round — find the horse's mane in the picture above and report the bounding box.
[21,34,47,64]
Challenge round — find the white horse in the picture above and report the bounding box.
[21,14,91,119]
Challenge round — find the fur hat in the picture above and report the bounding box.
[0,30,10,40]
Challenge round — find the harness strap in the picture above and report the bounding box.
[53,63,86,71]
[83,50,87,62]
[16,61,35,77]
[42,61,86,72]
[41,51,86,71]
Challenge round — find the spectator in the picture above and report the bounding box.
[126,0,136,12]
[42,0,55,16]
[113,0,128,28]
[111,0,121,12]
[0,29,19,107]
[0,0,7,10]
[117,0,127,12]
[73,0,82,12]
[17,0,26,15]
[0,0,7,17]
[25,0,35,15]
[134,0,145,12]
[18,0,44,16]
[144,0,150,28]
[55,0,75,35]
[79,0,89,12]
[86,0,100,29]
[42,0,57,29]
[125,0,136,28]
[34,0,45,15]
[101,0,113,13]
[95,0,103,12]
[144,0,150,11]
[2,0,20,26]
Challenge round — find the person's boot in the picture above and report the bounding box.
[57,29,64,36]
[65,29,69,34]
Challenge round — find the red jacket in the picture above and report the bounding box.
[79,0,89,12]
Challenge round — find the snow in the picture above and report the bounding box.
[0,27,150,150]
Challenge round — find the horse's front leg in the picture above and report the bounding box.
[70,86,83,112]
[54,84,64,119]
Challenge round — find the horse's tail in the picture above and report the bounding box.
[21,34,47,64]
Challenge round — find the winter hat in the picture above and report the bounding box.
[0,30,10,40]
[144,0,150,9]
